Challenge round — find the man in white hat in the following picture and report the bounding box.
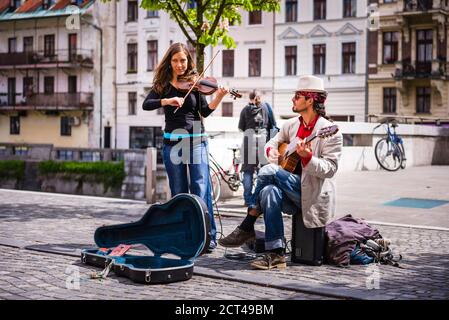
[219,75,343,270]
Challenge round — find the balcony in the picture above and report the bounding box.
[404,0,434,12]
[393,59,447,79]
[0,49,93,69]
[0,92,94,110]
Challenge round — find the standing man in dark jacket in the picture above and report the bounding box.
[238,91,274,206]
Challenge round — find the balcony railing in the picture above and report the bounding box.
[0,49,93,67]
[393,59,446,79]
[404,0,434,11]
[0,92,94,109]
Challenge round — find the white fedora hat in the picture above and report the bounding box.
[296,75,326,93]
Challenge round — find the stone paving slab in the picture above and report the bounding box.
[0,246,326,300]
[0,189,448,300]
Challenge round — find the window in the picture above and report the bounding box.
[10,0,21,10]
[249,10,262,24]
[57,150,74,160]
[129,126,164,164]
[416,29,432,74]
[80,151,101,161]
[44,77,54,94]
[222,102,233,117]
[343,0,356,18]
[61,117,71,136]
[127,43,137,73]
[44,34,55,57]
[342,42,356,74]
[285,46,297,76]
[42,0,54,10]
[128,92,137,115]
[313,44,326,75]
[127,0,138,22]
[10,116,20,135]
[383,32,399,64]
[249,49,261,77]
[187,0,197,9]
[416,87,431,114]
[8,78,16,106]
[23,36,33,53]
[23,77,34,96]
[383,88,397,113]
[314,0,326,20]
[68,76,77,93]
[147,10,159,18]
[68,33,77,61]
[222,50,234,77]
[286,0,298,22]
[147,40,158,71]
[13,146,28,156]
[8,37,16,53]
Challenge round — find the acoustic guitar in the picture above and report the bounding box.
[277,125,339,173]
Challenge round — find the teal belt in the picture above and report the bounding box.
[163,132,208,139]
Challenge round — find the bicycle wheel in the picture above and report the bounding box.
[398,143,406,169]
[209,167,221,205]
[374,138,403,172]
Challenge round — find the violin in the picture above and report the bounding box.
[175,76,242,100]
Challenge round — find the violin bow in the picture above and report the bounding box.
[174,49,221,113]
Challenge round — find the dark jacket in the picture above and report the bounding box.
[238,103,270,172]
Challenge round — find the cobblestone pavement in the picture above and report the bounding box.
[0,189,448,300]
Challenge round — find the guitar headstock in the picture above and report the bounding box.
[317,125,339,139]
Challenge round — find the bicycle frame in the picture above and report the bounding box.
[209,152,241,190]
[385,124,404,147]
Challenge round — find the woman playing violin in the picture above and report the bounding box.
[142,42,229,253]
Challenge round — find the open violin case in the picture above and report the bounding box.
[81,193,211,284]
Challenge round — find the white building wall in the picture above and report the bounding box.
[210,9,275,119]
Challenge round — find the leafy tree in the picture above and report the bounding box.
[139,0,280,72]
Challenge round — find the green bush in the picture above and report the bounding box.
[0,160,25,181]
[38,160,125,190]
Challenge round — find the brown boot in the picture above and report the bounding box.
[218,226,255,248]
[250,252,286,270]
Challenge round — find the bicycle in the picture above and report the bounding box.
[373,119,407,171]
[208,146,243,205]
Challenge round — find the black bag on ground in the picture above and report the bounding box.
[81,193,211,284]
[291,211,325,266]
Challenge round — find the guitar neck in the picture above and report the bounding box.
[304,132,318,144]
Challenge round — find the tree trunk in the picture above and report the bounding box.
[196,43,205,73]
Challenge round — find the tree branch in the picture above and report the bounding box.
[167,2,195,44]
[170,0,198,33]
[208,0,227,35]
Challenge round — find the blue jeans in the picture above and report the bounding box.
[248,164,301,250]
[162,141,216,243]
[242,169,255,205]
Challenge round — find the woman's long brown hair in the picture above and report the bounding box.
[152,42,196,95]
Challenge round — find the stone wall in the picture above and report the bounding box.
[121,150,146,200]
[0,144,161,201]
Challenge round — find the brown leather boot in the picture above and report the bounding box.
[218,226,256,248]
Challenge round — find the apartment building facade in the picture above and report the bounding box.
[273,0,368,121]
[210,9,275,119]
[367,0,449,120]
[212,1,369,122]
[114,0,187,157]
[0,0,116,151]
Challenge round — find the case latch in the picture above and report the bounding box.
[145,270,151,283]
